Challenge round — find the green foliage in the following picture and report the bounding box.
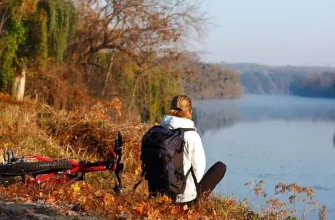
[38,11,48,68]
[38,0,76,63]
[148,77,161,122]
[90,52,109,65]
[0,3,26,91]
[0,0,77,92]
[81,51,184,122]
[146,69,183,123]
[24,9,48,69]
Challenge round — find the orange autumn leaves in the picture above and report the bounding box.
[0,180,235,219]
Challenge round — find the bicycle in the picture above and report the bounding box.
[0,131,124,193]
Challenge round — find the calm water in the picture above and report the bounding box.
[194,95,335,219]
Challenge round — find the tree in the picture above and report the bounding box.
[0,0,29,94]
[1,0,208,121]
[67,0,206,117]
[0,0,76,99]
[70,0,204,62]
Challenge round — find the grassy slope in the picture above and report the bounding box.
[0,94,325,220]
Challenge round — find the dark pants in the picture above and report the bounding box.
[199,161,227,195]
[179,161,227,205]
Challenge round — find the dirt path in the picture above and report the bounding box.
[0,202,107,220]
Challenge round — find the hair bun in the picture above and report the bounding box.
[169,95,192,119]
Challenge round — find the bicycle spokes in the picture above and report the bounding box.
[3,149,18,164]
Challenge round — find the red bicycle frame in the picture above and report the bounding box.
[23,152,117,184]
[2,131,124,193]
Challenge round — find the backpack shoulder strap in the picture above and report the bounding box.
[181,127,198,192]
[181,128,199,194]
[190,166,200,196]
[133,163,146,191]
[185,166,200,196]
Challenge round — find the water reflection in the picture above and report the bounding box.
[193,101,240,135]
[194,95,335,134]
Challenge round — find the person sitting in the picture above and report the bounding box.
[159,95,227,204]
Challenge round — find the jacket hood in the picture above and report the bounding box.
[160,115,195,130]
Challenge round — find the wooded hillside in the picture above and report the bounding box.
[183,58,242,100]
[223,63,335,98]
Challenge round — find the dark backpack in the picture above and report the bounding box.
[134,125,197,200]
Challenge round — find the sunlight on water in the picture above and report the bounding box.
[194,95,335,219]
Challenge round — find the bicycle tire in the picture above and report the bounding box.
[0,160,73,177]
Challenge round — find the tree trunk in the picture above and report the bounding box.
[127,74,140,119]
[0,3,9,38]
[101,54,114,98]
[11,67,26,101]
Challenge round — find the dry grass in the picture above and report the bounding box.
[0,93,327,219]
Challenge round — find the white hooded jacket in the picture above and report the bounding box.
[160,115,206,203]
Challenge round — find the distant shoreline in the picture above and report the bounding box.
[218,62,335,99]
[240,93,335,99]
[221,61,335,70]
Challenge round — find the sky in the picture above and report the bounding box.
[195,0,335,67]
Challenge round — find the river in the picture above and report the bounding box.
[194,95,335,219]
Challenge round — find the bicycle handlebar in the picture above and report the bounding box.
[112,130,123,193]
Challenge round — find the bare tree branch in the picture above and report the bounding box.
[83,62,106,70]
[69,0,206,66]
[0,0,10,37]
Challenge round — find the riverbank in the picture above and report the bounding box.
[0,94,325,219]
